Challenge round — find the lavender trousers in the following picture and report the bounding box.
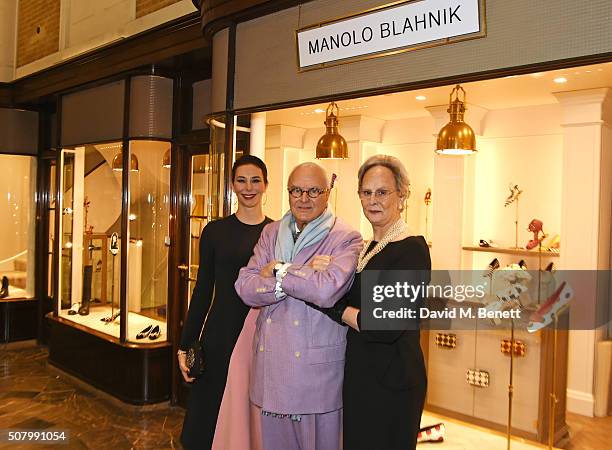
[259,408,342,450]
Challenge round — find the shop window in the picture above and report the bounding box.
[0,155,37,300]
[58,143,124,337]
[188,153,210,302]
[126,140,170,342]
[57,141,170,343]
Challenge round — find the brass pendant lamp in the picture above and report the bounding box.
[435,85,476,155]
[111,151,139,171]
[316,102,348,159]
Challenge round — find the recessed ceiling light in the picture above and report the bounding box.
[314,108,325,114]
[415,95,427,101]
[553,77,568,84]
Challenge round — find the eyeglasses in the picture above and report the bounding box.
[288,186,329,199]
[358,189,397,200]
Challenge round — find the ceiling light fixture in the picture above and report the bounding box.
[112,151,139,172]
[553,77,568,84]
[435,84,477,156]
[316,102,348,159]
[416,95,427,101]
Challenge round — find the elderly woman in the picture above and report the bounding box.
[315,154,431,450]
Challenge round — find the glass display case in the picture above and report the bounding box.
[56,141,171,343]
[0,154,37,301]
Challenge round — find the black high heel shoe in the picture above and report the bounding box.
[136,325,153,339]
[148,325,161,340]
[0,276,9,298]
[484,258,500,278]
[78,303,90,316]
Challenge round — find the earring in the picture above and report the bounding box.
[262,193,268,206]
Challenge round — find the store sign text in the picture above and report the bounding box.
[297,0,484,69]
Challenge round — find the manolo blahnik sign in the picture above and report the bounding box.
[296,0,485,70]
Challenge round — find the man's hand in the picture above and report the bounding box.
[260,260,279,278]
[310,255,332,272]
[178,352,195,383]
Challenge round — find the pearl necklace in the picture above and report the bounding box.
[357,219,407,273]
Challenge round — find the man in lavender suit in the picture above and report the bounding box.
[235,162,362,450]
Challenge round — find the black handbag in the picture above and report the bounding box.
[186,340,205,378]
[185,290,215,379]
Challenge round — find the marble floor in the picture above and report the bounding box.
[0,343,184,449]
[0,342,608,449]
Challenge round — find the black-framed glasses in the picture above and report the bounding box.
[358,189,397,200]
[288,186,329,199]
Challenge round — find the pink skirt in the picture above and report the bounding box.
[212,308,263,450]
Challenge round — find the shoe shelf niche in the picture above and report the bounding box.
[425,103,568,445]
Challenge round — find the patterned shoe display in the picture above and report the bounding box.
[527,282,573,333]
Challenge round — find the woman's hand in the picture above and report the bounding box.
[310,255,332,272]
[178,352,195,383]
[342,306,360,331]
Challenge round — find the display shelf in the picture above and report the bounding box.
[57,306,167,343]
[462,246,560,258]
[47,314,171,404]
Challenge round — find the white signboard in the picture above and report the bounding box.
[297,0,485,70]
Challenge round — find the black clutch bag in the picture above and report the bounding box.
[186,340,205,378]
[185,293,215,380]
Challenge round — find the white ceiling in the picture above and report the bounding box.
[266,62,612,128]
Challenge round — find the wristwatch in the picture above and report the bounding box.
[273,262,285,277]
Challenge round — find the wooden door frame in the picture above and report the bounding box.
[169,132,210,406]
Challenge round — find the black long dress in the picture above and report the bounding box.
[343,236,431,450]
[179,214,272,450]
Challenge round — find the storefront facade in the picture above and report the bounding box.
[196,0,612,445]
[0,0,610,444]
[0,8,217,405]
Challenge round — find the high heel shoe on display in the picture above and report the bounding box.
[148,325,161,340]
[527,281,574,333]
[543,234,560,252]
[101,310,120,323]
[136,325,154,339]
[484,258,500,278]
[0,276,9,298]
[67,303,81,315]
[526,219,546,250]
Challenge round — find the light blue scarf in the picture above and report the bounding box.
[274,209,335,263]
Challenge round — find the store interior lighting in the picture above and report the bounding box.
[111,151,140,172]
[315,102,348,159]
[435,84,477,155]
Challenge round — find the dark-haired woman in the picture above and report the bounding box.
[178,155,272,450]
